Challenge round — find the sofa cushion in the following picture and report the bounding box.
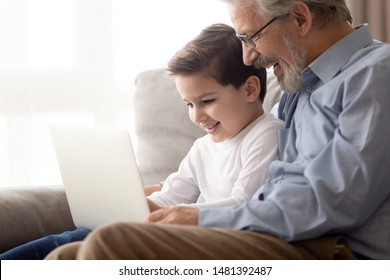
[134,69,206,185]
[0,186,75,253]
[133,68,282,186]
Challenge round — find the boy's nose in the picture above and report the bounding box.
[191,107,206,124]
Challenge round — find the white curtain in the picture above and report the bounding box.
[0,0,230,187]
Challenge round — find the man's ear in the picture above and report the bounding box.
[291,0,312,36]
[244,75,261,102]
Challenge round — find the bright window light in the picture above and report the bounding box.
[30,112,96,186]
[0,116,8,186]
[26,0,74,69]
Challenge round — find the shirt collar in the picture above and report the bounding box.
[308,24,373,83]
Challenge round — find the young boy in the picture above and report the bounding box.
[147,23,283,210]
[0,23,283,260]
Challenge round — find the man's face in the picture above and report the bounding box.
[229,4,306,92]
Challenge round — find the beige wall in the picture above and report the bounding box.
[348,0,390,43]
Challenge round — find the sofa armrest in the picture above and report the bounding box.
[0,185,75,253]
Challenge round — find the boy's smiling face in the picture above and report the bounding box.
[175,73,261,142]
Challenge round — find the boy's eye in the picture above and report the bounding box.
[202,99,215,104]
[185,102,193,108]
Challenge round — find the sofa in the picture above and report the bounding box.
[0,68,282,254]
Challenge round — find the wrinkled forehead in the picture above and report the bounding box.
[228,3,264,35]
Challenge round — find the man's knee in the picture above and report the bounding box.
[45,242,81,260]
[85,222,140,243]
[76,222,144,259]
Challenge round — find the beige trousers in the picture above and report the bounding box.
[45,222,357,260]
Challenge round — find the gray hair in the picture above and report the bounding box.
[222,0,353,27]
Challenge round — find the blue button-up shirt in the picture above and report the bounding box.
[199,24,390,259]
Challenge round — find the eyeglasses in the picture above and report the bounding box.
[236,16,281,49]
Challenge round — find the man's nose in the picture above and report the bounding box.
[242,44,259,66]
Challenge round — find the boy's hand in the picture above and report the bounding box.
[147,198,162,212]
[144,183,162,196]
[146,206,199,226]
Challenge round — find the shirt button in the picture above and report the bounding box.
[306,86,312,92]
[270,178,277,184]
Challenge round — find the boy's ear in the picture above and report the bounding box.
[244,75,261,102]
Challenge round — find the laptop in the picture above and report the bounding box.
[49,124,150,229]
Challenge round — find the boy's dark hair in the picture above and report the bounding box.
[166,23,267,103]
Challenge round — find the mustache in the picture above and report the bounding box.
[253,55,278,69]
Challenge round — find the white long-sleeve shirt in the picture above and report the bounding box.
[148,113,283,208]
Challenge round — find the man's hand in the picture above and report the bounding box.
[146,206,199,226]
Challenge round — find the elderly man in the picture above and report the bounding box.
[47,0,390,260]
